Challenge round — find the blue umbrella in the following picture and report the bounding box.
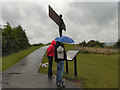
[55,36,74,43]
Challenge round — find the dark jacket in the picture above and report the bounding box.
[54,41,66,62]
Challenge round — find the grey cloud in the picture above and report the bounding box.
[1,2,118,44]
[2,3,24,26]
[2,2,58,44]
[64,2,118,43]
[68,2,117,26]
[118,2,120,39]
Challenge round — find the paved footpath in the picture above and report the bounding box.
[2,46,79,88]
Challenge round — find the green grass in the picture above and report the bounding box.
[64,53,118,88]
[39,44,118,88]
[2,45,43,72]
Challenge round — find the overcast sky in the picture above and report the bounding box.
[1,1,118,44]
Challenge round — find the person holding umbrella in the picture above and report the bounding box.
[54,41,66,87]
[54,36,74,87]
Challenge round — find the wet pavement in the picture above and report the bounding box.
[2,46,79,88]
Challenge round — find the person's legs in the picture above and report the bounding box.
[57,61,64,83]
[56,61,65,87]
[47,56,53,77]
[59,61,64,84]
[56,61,60,83]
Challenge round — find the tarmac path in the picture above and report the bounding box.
[2,46,79,88]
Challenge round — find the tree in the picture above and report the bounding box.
[87,40,104,48]
[79,41,87,47]
[87,40,96,47]
[2,22,30,55]
[114,39,120,49]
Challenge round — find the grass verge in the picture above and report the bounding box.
[2,45,43,72]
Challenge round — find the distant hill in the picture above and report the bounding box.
[104,42,116,46]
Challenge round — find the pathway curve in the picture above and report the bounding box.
[2,46,79,88]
